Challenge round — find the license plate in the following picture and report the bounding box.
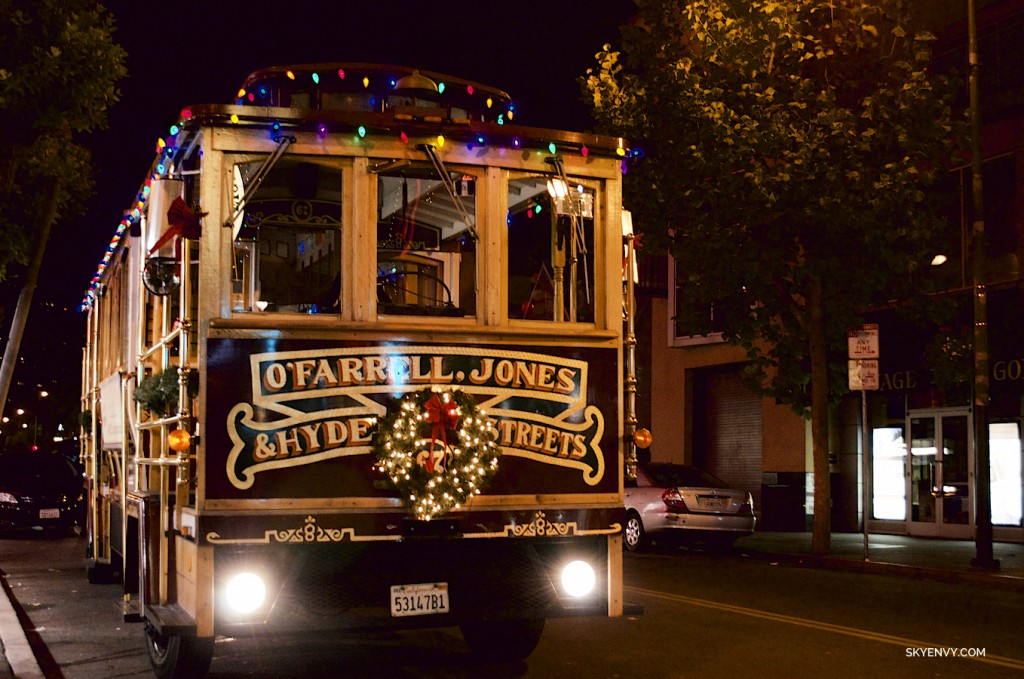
[697,498,725,510]
[390,582,449,617]
[38,508,60,519]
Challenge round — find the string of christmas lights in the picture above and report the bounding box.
[80,64,638,310]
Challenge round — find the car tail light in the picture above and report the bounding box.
[738,492,754,516]
[661,488,689,512]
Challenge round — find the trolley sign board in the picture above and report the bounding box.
[847,324,879,359]
[848,359,879,391]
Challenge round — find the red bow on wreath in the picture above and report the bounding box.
[149,197,206,257]
[423,393,460,473]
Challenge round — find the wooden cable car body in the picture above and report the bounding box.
[81,63,630,677]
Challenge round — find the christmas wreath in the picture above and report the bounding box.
[373,387,500,521]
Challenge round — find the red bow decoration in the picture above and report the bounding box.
[423,393,460,473]
[149,197,206,257]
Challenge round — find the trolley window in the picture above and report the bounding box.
[507,174,596,323]
[375,164,477,317]
[231,158,342,314]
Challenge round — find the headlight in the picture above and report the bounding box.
[0,492,18,505]
[224,572,266,614]
[560,560,596,598]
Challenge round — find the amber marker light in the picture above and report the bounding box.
[168,429,192,452]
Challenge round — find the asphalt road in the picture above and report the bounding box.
[3,531,1024,678]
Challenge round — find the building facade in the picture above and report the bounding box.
[641,0,1024,543]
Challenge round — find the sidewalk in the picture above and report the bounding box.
[734,531,1024,591]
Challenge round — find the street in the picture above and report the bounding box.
[2,531,1023,678]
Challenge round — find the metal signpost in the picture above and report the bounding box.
[848,324,879,561]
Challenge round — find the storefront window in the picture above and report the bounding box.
[872,427,906,521]
[990,422,1023,526]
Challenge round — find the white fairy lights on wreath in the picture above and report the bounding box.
[373,387,500,521]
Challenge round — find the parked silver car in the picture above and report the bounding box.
[624,463,755,551]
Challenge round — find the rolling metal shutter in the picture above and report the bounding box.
[701,369,762,511]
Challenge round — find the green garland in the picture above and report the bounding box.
[373,387,500,521]
[133,367,198,414]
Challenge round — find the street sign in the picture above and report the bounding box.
[848,359,879,391]
[848,324,879,359]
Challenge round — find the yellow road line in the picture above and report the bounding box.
[625,586,1024,671]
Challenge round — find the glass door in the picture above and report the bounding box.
[908,409,972,538]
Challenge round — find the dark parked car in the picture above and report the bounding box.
[0,449,84,534]
[624,463,755,551]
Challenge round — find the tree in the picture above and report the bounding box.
[0,1,126,420]
[585,0,959,554]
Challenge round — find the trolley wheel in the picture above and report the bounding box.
[460,618,545,662]
[144,622,214,679]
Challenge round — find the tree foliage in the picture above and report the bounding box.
[585,0,960,553]
[586,0,959,411]
[0,0,127,280]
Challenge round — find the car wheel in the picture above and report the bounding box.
[145,622,214,679]
[460,618,545,662]
[623,511,648,552]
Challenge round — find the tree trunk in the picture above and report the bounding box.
[808,272,832,555]
[0,177,61,422]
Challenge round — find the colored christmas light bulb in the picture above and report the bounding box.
[286,70,295,80]
[337,68,345,79]
[357,126,366,138]
[363,76,370,87]
[548,142,557,154]
[312,72,320,84]
[438,82,445,94]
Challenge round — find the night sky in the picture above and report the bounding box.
[46,0,636,307]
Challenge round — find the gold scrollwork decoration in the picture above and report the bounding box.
[206,515,400,545]
[510,511,575,537]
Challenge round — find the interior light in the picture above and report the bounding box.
[931,254,948,266]
[546,178,569,199]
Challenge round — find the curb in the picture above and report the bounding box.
[740,549,1024,592]
[0,573,43,679]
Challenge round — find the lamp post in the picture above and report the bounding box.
[967,0,999,571]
